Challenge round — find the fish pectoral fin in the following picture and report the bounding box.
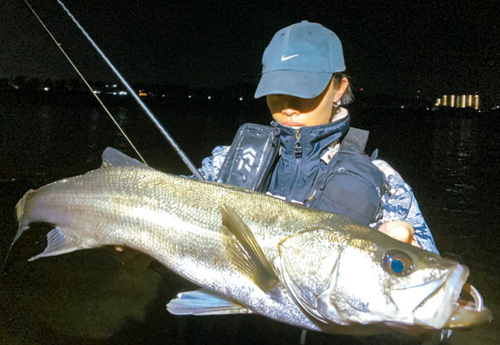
[167,289,251,316]
[28,226,85,262]
[221,205,278,292]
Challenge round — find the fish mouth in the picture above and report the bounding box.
[415,264,492,329]
[444,282,493,328]
[460,283,484,314]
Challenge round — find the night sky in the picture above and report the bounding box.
[2,0,499,103]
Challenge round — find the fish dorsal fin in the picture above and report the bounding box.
[167,288,251,316]
[221,205,278,292]
[101,147,151,169]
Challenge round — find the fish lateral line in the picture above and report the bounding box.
[8,147,493,334]
[9,147,148,261]
[221,205,279,292]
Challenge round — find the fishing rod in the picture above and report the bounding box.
[56,0,204,180]
[22,0,148,165]
[25,0,205,180]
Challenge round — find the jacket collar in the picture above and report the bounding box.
[274,109,350,159]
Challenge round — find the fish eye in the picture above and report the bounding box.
[382,250,414,276]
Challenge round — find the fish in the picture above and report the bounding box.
[11,147,492,336]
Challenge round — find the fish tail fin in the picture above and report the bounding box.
[12,189,36,245]
[4,191,35,271]
[2,224,28,274]
[14,191,29,236]
[15,190,28,222]
[28,226,85,262]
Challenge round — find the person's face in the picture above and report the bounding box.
[267,78,346,127]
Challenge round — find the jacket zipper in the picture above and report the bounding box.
[286,129,303,201]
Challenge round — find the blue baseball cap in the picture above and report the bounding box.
[254,21,345,99]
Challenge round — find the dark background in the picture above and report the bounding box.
[1,1,500,343]
[0,95,499,344]
[1,0,500,106]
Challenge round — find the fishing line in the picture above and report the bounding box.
[56,0,204,180]
[22,0,148,165]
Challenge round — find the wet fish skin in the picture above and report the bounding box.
[12,148,492,335]
[14,151,333,332]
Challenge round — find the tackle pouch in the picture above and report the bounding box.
[304,128,386,225]
[216,123,280,193]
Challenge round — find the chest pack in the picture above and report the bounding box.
[216,123,280,192]
[302,127,386,224]
[216,123,386,225]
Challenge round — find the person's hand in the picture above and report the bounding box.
[378,221,421,248]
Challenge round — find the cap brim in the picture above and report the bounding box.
[254,70,332,99]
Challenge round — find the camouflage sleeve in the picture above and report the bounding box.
[371,160,440,255]
[199,145,230,181]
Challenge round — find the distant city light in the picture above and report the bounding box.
[435,93,480,110]
[119,91,127,96]
[239,97,243,101]
[188,95,192,98]
[43,87,50,91]
[360,88,364,91]
[401,105,405,109]
[162,94,165,97]
[112,84,118,88]
[208,96,211,100]
[94,90,101,94]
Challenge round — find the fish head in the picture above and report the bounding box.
[277,225,492,334]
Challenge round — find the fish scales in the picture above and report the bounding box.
[17,165,333,329]
[12,148,492,336]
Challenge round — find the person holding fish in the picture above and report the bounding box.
[11,14,490,342]
[199,21,438,254]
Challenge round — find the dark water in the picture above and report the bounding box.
[1,96,499,344]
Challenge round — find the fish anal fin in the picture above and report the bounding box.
[29,227,85,262]
[167,289,251,316]
[221,205,278,292]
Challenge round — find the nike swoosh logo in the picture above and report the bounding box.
[281,54,299,61]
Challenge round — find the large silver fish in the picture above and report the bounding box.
[12,148,492,336]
